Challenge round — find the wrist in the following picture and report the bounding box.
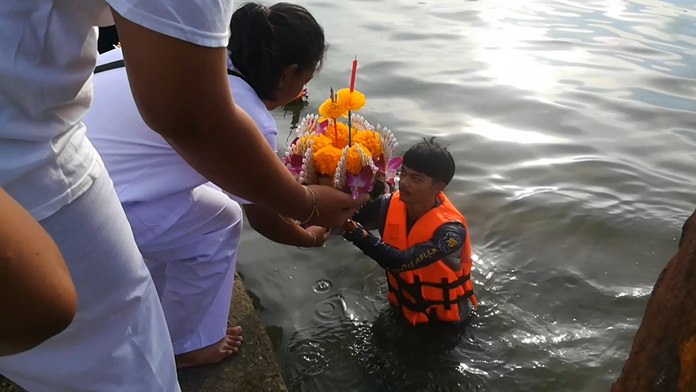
[343,222,365,242]
[284,183,313,221]
[281,185,317,225]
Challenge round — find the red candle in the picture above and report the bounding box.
[349,57,358,92]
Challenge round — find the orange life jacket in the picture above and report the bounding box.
[383,191,477,326]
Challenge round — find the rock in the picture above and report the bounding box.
[612,209,696,392]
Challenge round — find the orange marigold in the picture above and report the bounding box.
[336,89,366,111]
[345,144,370,175]
[352,130,382,158]
[318,98,347,119]
[327,121,350,149]
[313,145,343,176]
[311,134,333,151]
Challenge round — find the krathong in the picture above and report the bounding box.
[283,58,401,199]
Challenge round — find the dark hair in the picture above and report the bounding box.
[402,137,456,185]
[228,3,326,101]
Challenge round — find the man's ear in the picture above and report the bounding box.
[278,64,299,89]
[433,181,446,193]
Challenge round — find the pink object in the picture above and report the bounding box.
[350,57,358,92]
[316,119,329,135]
[375,155,402,186]
[346,166,375,199]
[283,153,304,177]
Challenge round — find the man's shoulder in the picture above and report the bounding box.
[439,192,468,221]
[434,223,466,254]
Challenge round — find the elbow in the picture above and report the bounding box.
[49,287,78,337]
[133,91,236,142]
[33,285,78,349]
[29,278,78,352]
[3,295,76,356]
[136,99,188,140]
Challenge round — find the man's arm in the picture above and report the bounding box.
[350,194,391,231]
[243,204,330,247]
[343,222,466,272]
[0,190,77,356]
[111,11,367,228]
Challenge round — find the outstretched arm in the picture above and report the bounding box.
[111,10,367,228]
[0,190,77,356]
[343,222,466,272]
[243,204,330,247]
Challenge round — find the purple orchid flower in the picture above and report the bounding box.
[375,155,402,186]
[346,166,375,199]
[315,119,329,135]
[283,153,304,177]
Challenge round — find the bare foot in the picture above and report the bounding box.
[175,326,244,369]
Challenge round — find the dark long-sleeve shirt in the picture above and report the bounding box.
[345,194,466,273]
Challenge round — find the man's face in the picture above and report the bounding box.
[397,166,444,204]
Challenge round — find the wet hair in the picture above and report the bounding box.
[228,3,326,101]
[402,137,456,185]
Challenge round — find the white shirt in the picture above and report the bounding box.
[0,0,233,220]
[86,48,277,204]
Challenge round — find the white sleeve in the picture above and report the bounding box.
[260,127,278,153]
[106,0,234,47]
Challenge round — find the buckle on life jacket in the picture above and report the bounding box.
[388,273,474,323]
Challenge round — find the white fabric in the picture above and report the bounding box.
[0,0,107,220]
[0,0,233,388]
[126,184,242,354]
[107,0,233,48]
[86,48,278,204]
[226,63,278,152]
[85,46,276,354]
[0,163,180,392]
[0,0,232,220]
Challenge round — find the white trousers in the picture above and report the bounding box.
[124,184,242,355]
[0,165,180,392]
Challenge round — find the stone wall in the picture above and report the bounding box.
[612,209,696,391]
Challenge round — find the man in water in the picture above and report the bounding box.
[343,137,477,332]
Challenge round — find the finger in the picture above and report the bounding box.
[355,193,370,204]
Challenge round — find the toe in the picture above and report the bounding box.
[227,325,243,336]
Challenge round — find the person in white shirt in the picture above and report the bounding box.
[86,2,330,369]
[0,0,365,390]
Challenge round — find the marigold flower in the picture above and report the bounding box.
[311,134,333,151]
[313,145,343,176]
[336,89,366,111]
[345,144,370,175]
[318,98,348,119]
[327,122,350,149]
[352,130,382,158]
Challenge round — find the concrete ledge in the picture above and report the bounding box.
[1,274,287,392]
[178,274,288,392]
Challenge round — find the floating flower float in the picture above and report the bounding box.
[283,58,401,199]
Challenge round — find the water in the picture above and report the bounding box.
[237,0,696,391]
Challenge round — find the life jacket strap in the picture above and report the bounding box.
[388,272,474,322]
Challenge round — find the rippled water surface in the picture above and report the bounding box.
[237,0,696,391]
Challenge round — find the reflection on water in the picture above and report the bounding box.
[238,0,696,391]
